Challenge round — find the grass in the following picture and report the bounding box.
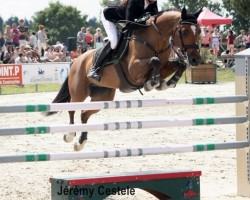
[0,83,61,95]
[0,68,235,95]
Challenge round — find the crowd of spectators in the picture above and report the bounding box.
[0,19,105,64]
[200,26,250,67]
[72,26,105,59]
[201,26,250,55]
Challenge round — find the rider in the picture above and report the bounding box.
[87,0,158,81]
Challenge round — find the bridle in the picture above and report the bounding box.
[127,17,200,58]
[115,14,201,92]
[151,19,200,57]
[174,21,200,54]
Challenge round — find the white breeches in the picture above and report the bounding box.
[101,9,118,49]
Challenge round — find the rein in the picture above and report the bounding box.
[115,14,200,93]
[125,18,199,59]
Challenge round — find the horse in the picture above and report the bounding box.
[46,7,202,151]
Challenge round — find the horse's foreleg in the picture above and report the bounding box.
[63,111,76,143]
[156,60,181,91]
[74,87,116,151]
[144,57,161,91]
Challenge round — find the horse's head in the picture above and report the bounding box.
[172,7,202,66]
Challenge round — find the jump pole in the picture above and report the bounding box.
[0,116,246,136]
[0,141,248,164]
[235,50,250,197]
[0,95,247,113]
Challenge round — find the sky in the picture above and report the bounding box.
[0,0,166,21]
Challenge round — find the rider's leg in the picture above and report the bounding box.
[87,10,118,81]
[101,9,118,49]
[87,42,112,81]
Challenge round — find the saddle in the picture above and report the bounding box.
[92,29,131,68]
[93,29,142,93]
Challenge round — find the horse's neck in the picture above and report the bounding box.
[118,11,181,84]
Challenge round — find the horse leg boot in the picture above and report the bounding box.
[144,57,161,91]
[87,42,113,81]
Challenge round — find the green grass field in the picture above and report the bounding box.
[0,68,235,95]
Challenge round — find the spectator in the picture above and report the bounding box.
[221,50,234,68]
[25,48,40,63]
[76,45,85,57]
[61,47,71,62]
[37,24,48,56]
[77,27,87,49]
[0,32,5,62]
[226,30,235,54]
[4,25,13,46]
[211,28,221,57]
[29,32,37,50]
[43,46,54,62]
[11,23,20,47]
[51,46,62,62]
[0,32,5,52]
[201,27,211,48]
[236,30,247,51]
[15,52,28,63]
[246,32,250,49]
[94,28,104,49]
[85,27,93,49]
[18,44,26,55]
[17,19,28,46]
[53,41,64,50]
[3,45,15,64]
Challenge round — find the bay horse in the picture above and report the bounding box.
[46,7,202,151]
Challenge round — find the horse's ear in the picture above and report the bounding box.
[181,6,187,20]
[194,7,203,18]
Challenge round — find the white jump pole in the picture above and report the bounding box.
[0,96,247,113]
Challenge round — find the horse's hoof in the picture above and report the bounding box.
[63,132,75,143]
[144,81,154,92]
[74,140,87,151]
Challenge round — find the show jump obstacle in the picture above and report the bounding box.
[50,170,202,200]
[0,51,250,199]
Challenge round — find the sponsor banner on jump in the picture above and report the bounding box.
[22,63,70,84]
[0,64,22,85]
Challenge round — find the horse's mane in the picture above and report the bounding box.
[155,8,181,18]
[156,8,200,24]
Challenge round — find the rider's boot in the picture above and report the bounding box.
[87,42,112,81]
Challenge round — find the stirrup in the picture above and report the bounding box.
[87,68,101,81]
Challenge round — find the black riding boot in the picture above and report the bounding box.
[87,42,112,81]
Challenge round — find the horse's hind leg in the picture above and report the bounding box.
[63,110,76,143]
[63,76,89,144]
[74,87,116,151]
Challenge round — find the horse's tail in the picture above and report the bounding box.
[44,76,71,116]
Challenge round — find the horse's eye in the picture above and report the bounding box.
[182,30,189,36]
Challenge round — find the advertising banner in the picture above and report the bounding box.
[22,63,70,84]
[0,64,22,85]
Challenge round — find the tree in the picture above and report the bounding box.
[162,0,221,14]
[0,16,3,33]
[32,2,88,45]
[229,0,250,20]
[223,0,250,34]
[101,0,119,6]
[5,17,19,26]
